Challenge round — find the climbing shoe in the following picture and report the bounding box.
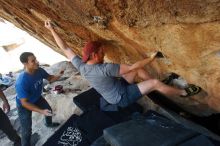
[162,73,179,84]
[181,84,201,97]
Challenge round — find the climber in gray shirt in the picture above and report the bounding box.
[45,20,201,109]
[72,56,124,104]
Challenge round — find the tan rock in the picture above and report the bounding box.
[0,0,220,113]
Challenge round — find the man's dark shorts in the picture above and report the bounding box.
[117,78,142,108]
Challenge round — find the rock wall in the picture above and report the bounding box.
[0,0,220,114]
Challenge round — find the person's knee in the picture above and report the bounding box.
[137,68,144,72]
[150,79,160,87]
[137,68,145,74]
[22,125,31,138]
[137,68,152,80]
[20,117,32,133]
[23,129,31,136]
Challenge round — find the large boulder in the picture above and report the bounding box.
[0,0,220,113]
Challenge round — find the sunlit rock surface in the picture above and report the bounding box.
[0,0,220,114]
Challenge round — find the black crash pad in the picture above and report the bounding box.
[73,88,143,123]
[103,111,216,146]
[73,88,102,112]
[43,110,116,146]
[43,114,89,146]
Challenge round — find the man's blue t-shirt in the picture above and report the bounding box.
[15,68,49,107]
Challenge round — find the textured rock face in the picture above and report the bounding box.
[0,0,220,115]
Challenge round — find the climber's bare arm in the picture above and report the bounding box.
[45,20,76,60]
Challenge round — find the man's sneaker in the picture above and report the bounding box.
[45,122,60,128]
[162,73,179,84]
[181,84,201,97]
